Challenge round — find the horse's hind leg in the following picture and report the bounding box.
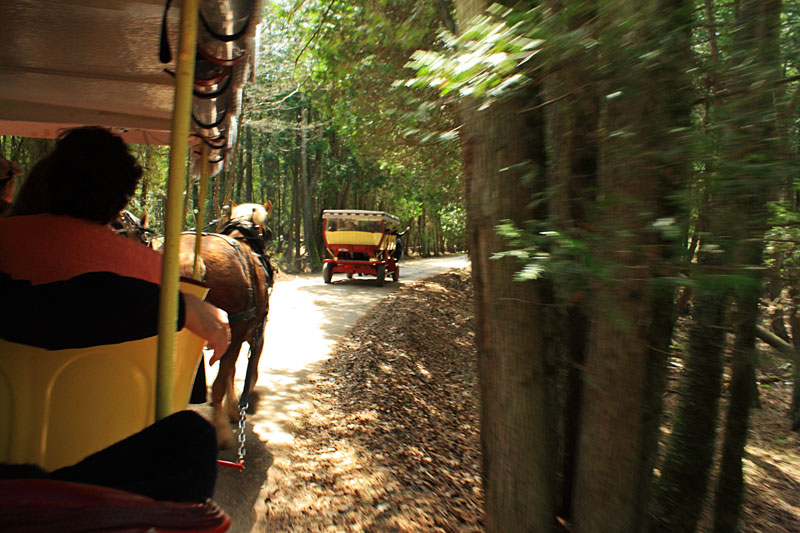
[243,329,265,414]
[210,342,241,449]
[222,370,238,423]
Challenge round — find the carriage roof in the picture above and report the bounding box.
[322,210,400,226]
[0,0,261,171]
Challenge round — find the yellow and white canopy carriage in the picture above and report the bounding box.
[322,209,402,286]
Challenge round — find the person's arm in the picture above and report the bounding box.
[182,293,230,364]
[1,272,228,358]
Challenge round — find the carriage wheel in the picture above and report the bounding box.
[392,265,399,282]
[376,265,385,287]
[323,262,333,284]
[347,272,353,279]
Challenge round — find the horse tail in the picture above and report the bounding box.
[179,248,206,279]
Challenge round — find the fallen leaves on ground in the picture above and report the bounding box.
[265,270,483,532]
[262,269,798,532]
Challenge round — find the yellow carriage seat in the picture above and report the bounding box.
[326,230,392,248]
[0,281,208,471]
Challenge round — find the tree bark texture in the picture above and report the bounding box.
[791,308,800,423]
[713,282,759,532]
[572,1,692,530]
[457,2,558,531]
[713,1,781,529]
[649,280,729,533]
[541,1,598,521]
[299,107,322,271]
[243,127,253,203]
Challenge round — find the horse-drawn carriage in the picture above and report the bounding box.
[322,209,402,286]
[0,0,268,530]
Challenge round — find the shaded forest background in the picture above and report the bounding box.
[4,0,800,531]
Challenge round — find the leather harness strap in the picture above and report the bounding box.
[196,220,273,324]
[219,221,274,290]
[185,232,257,323]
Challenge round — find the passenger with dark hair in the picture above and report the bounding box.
[0,126,227,503]
[11,126,143,224]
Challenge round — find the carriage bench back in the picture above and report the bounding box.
[0,281,208,471]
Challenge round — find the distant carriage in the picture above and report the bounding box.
[322,209,401,286]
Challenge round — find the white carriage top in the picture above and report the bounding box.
[322,210,401,227]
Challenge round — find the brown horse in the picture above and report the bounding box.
[179,201,274,448]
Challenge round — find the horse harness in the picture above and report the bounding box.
[219,219,274,291]
[192,220,273,325]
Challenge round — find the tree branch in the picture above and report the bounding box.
[756,324,797,360]
[295,0,337,67]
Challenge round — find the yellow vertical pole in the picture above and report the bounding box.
[156,0,199,421]
[193,143,210,280]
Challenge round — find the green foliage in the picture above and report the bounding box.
[491,220,598,288]
[404,9,541,101]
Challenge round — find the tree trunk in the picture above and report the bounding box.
[299,107,322,271]
[285,163,298,270]
[541,1,598,521]
[713,2,781,529]
[456,2,558,531]
[572,0,692,530]
[649,279,729,532]
[790,306,800,424]
[221,118,243,213]
[713,281,759,532]
[244,127,254,203]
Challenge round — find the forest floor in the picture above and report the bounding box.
[261,269,799,532]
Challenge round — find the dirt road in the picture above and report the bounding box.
[194,254,470,532]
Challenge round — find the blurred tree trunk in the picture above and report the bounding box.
[713,1,781,530]
[571,1,692,531]
[293,165,302,271]
[646,3,731,526]
[244,127,254,203]
[456,1,558,530]
[311,150,324,259]
[790,304,800,427]
[285,163,298,269]
[649,275,730,533]
[221,119,243,216]
[541,0,598,521]
[299,107,322,271]
[650,3,779,529]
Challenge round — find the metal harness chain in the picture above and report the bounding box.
[237,404,247,466]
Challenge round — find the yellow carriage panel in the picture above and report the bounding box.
[0,282,208,471]
[326,230,395,250]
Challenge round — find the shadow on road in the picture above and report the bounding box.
[191,255,470,531]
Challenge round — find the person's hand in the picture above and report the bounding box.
[183,293,230,364]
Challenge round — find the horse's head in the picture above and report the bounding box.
[112,210,154,247]
[228,200,273,241]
